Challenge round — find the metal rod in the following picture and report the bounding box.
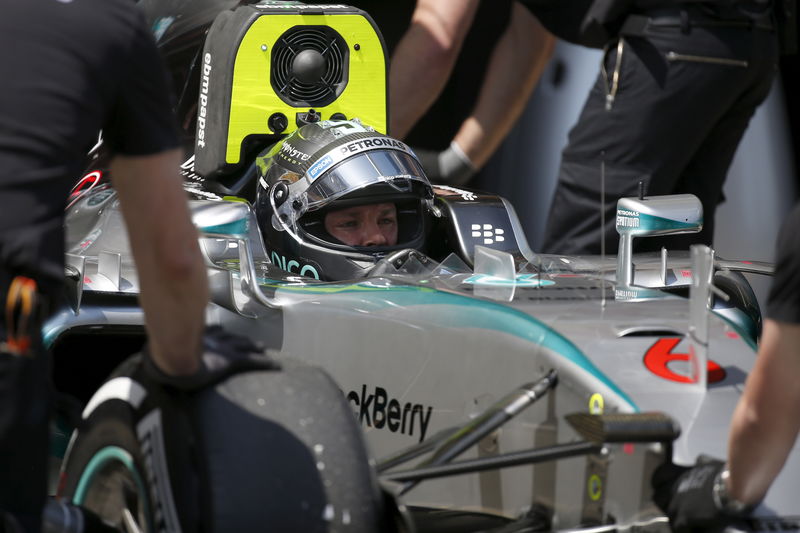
[385,441,601,483]
[377,426,459,473]
[399,370,557,494]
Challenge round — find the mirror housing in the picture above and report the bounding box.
[616,194,703,286]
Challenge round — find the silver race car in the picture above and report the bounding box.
[47,2,792,532]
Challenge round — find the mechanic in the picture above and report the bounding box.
[305,0,555,187]
[0,1,208,531]
[409,0,555,188]
[521,0,794,255]
[255,119,437,281]
[652,202,800,528]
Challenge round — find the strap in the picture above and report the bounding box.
[1,276,38,356]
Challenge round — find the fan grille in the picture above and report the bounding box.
[271,26,348,108]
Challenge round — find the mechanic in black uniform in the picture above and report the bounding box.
[307,0,554,187]
[404,0,554,188]
[522,0,793,255]
[0,1,208,531]
[651,202,800,528]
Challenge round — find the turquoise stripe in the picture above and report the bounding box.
[73,446,149,517]
[636,212,702,234]
[714,308,759,351]
[198,219,249,236]
[274,281,639,411]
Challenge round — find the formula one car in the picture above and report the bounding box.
[47,2,795,531]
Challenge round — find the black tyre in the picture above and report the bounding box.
[59,358,384,532]
[58,398,153,532]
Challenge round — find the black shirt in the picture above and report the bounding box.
[766,203,800,324]
[0,0,180,282]
[306,0,512,149]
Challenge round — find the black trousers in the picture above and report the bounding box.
[0,269,51,533]
[541,8,779,254]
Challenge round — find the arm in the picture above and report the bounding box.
[389,0,479,139]
[110,149,208,376]
[454,2,555,170]
[726,319,800,504]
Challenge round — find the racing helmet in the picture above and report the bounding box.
[254,119,436,281]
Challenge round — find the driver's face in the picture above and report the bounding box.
[324,203,398,247]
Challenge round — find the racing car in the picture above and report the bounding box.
[47,2,796,531]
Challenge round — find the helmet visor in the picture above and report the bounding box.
[275,148,430,228]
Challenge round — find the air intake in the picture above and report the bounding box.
[271,26,349,107]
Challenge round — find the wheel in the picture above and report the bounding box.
[712,269,762,343]
[192,360,384,532]
[58,400,153,532]
[58,356,385,532]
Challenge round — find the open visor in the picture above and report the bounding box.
[272,146,430,230]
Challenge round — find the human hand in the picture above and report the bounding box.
[651,456,753,532]
[142,326,279,391]
[412,141,476,186]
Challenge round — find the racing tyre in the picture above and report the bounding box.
[56,401,152,531]
[58,356,385,532]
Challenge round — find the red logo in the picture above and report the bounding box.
[66,170,102,209]
[644,338,726,383]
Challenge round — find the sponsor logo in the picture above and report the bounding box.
[308,155,333,180]
[271,251,320,279]
[305,136,411,181]
[616,215,640,228]
[616,209,640,229]
[471,223,505,245]
[280,142,312,162]
[339,137,411,156]
[66,171,102,210]
[138,409,182,533]
[643,338,725,384]
[346,385,433,442]
[614,289,640,300]
[196,53,211,149]
[178,155,203,183]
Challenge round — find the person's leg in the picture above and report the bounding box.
[638,26,778,251]
[541,20,777,255]
[0,271,50,533]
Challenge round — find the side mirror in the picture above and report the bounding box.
[192,200,251,238]
[616,194,702,286]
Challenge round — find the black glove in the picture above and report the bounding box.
[651,455,751,532]
[412,142,476,186]
[142,325,279,391]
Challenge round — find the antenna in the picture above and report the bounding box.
[601,151,606,308]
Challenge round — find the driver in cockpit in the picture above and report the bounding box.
[254,119,437,281]
[323,202,399,248]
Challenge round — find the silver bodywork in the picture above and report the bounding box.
[54,186,797,530]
